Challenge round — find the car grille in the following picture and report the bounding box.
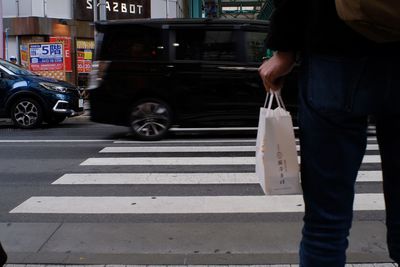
[66,87,81,97]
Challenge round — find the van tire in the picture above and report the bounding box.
[129,99,172,141]
[10,98,43,129]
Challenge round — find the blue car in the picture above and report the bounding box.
[0,59,84,128]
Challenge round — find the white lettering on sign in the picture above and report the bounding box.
[86,0,93,9]
[85,0,144,15]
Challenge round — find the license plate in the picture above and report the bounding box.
[79,98,84,108]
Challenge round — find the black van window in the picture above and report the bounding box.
[203,31,236,61]
[246,31,268,62]
[102,27,165,61]
[174,29,203,60]
[175,29,236,62]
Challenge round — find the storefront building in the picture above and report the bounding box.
[2,0,189,87]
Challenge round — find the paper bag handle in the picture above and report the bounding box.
[264,91,287,110]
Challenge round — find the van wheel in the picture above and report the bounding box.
[129,99,172,141]
[11,98,43,129]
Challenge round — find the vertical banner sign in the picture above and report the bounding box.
[77,50,85,73]
[50,37,72,72]
[77,50,93,73]
[76,39,95,74]
[20,45,29,68]
[28,43,66,80]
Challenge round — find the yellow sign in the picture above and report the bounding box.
[84,51,92,60]
[76,39,95,50]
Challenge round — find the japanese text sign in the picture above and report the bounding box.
[29,43,65,72]
[50,37,72,72]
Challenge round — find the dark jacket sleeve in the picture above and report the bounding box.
[266,0,307,52]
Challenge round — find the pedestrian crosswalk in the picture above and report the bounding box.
[9,137,383,216]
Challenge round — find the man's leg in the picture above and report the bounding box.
[297,54,369,267]
[377,114,400,264]
[0,242,7,267]
[376,59,400,264]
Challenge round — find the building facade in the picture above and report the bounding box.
[2,0,189,86]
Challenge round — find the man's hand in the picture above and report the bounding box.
[258,51,296,91]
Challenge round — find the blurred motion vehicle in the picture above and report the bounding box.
[89,19,298,141]
[0,59,84,128]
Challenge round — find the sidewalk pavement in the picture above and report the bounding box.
[3,264,399,267]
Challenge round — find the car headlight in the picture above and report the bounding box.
[40,82,68,93]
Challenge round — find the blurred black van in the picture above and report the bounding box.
[89,19,298,140]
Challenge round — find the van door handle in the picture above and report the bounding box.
[217,66,258,71]
[166,65,175,68]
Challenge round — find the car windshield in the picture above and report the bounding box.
[0,60,37,76]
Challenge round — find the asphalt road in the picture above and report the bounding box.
[0,116,391,265]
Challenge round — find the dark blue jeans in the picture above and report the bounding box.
[298,53,400,266]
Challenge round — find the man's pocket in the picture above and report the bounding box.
[306,54,367,114]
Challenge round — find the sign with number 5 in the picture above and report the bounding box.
[28,43,65,72]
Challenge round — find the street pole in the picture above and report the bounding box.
[0,0,3,59]
[93,0,99,62]
[43,0,47,17]
[99,0,107,21]
[166,0,169,18]
[5,28,8,61]
[93,0,98,22]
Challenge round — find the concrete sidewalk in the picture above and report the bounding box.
[0,221,396,265]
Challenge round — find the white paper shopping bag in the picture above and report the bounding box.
[256,92,301,195]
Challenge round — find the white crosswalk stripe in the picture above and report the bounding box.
[52,170,382,185]
[80,155,381,166]
[10,193,385,214]
[100,144,380,153]
[101,145,257,153]
[113,136,378,144]
[10,138,383,215]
